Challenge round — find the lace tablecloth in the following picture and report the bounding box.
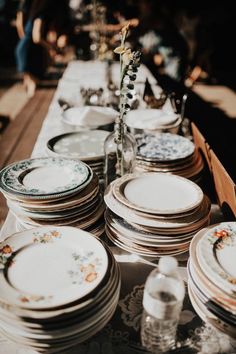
[0,61,235,354]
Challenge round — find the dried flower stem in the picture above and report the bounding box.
[113,24,141,176]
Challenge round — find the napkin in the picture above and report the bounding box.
[62,106,118,127]
[125,109,179,129]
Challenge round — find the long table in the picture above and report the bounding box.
[0,61,235,354]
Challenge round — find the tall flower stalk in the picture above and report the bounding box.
[113,24,141,176]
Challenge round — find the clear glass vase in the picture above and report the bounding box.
[104,123,137,187]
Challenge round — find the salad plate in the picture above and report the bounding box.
[0,226,108,309]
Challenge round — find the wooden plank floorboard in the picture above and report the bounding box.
[0,90,44,169]
[0,88,55,225]
[7,89,54,163]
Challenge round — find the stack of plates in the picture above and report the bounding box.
[104,172,210,257]
[0,226,120,352]
[0,157,104,236]
[188,222,236,339]
[135,133,204,183]
[46,130,110,181]
[125,109,182,134]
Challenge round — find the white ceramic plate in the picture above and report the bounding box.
[105,226,188,258]
[0,246,117,320]
[47,130,109,161]
[105,211,194,245]
[113,173,204,215]
[0,226,108,309]
[11,174,99,210]
[105,182,208,230]
[188,284,236,339]
[0,158,91,198]
[197,222,236,296]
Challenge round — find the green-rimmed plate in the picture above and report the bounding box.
[0,157,92,199]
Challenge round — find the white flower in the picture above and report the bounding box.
[114,46,127,54]
[122,49,133,66]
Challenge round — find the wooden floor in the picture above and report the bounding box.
[0,87,55,226]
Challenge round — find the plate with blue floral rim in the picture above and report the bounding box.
[0,226,108,309]
[8,173,99,209]
[46,130,110,161]
[136,133,195,162]
[0,157,92,200]
[196,222,236,297]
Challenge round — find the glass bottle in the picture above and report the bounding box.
[140,256,185,353]
[104,119,137,187]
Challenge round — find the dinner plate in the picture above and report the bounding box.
[104,182,207,229]
[107,220,190,249]
[105,210,196,243]
[188,284,236,339]
[136,133,195,161]
[0,226,108,309]
[0,158,91,199]
[190,227,236,311]
[7,192,100,220]
[0,278,120,341]
[197,222,236,296]
[105,226,188,258]
[47,130,109,161]
[136,150,196,170]
[188,260,236,315]
[0,245,117,319]
[11,174,99,210]
[13,197,105,227]
[113,173,204,215]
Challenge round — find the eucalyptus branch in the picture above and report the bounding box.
[112,23,141,176]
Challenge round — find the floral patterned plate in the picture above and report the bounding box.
[46,130,109,161]
[197,222,236,296]
[0,226,108,309]
[136,133,195,161]
[0,157,91,199]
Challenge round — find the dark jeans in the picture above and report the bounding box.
[15,19,47,78]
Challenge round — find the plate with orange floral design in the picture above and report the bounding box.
[197,222,236,296]
[0,226,108,309]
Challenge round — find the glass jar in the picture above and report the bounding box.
[104,122,137,187]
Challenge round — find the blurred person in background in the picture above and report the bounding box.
[132,0,189,82]
[15,0,71,97]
